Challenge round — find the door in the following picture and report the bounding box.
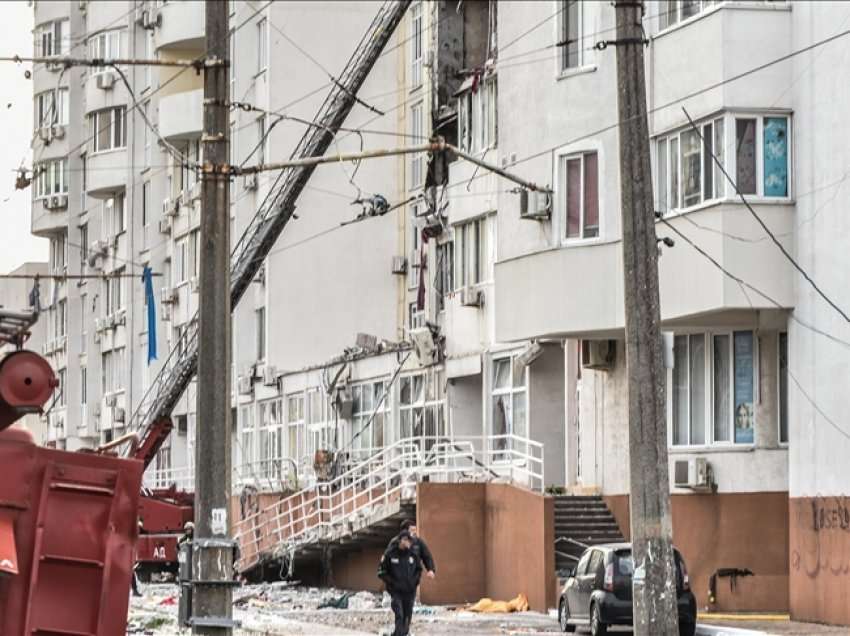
[565,549,592,618]
[576,549,604,614]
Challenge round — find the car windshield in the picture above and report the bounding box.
[615,550,634,576]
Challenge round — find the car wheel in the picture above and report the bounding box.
[679,620,696,636]
[590,603,608,636]
[558,599,576,633]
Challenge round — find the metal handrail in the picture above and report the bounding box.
[231,433,545,571]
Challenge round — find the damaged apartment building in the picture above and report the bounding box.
[30,0,850,626]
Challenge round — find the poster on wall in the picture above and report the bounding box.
[734,332,755,444]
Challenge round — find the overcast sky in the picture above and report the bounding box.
[0,2,47,274]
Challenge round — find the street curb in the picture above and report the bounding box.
[697,623,768,636]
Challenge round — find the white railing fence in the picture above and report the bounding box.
[230,433,544,572]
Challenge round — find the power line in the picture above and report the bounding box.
[787,369,850,443]
[682,106,850,325]
[0,272,162,280]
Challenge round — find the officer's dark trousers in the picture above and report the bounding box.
[391,592,415,636]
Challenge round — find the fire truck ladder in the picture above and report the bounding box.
[127,0,412,468]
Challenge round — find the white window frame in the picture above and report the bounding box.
[407,203,421,289]
[456,76,497,154]
[239,404,257,467]
[558,150,601,242]
[454,215,490,290]
[410,101,424,189]
[88,30,122,75]
[90,107,127,154]
[669,330,758,448]
[558,0,584,72]
[490,354,529,458]
[36,19,68,57]
[349,379,390,455]
[410,2,423,90]
[34,158,69,198]
[655,112,791,215]
[285,394,304,463]
[398,371,445,450]
[307,389,333,459]
[257,397,283,477]
[256,17,268,75]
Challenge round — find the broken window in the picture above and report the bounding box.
[435,241,453,312]
[456,76,497,153]
[491,355,528,459]
[307,389,333,456]
[351,380,389,458]
[399,371,445,450]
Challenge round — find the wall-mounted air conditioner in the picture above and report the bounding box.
[96,72,116,90]
[51,125,66,140]
[261,365,277,386]
[460,286,484,308]
[105,394,117,408]
[113,407,126,423]
[581,339,616,371]
[159,217,172,234]
[237,375,253,395]
[391,256,407,275]
[519,189,552,220]
[673,457,711,490]
[160,287,177,304]
[409,327,436,364]
[162,198,177,217]
[45,195,68,210]
[242,174,258,191]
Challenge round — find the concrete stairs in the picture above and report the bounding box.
[553,495,626,574]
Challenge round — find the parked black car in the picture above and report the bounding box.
[558,542,696,636]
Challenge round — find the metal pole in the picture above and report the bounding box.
[612,1,678,634]
[193,1,235,633]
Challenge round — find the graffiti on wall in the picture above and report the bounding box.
[791,496,850,579]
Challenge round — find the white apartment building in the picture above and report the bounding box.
[494,0,850,622]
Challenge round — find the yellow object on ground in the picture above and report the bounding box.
[467,593,530,613]
[698,613,790,621]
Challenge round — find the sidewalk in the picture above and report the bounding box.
[697,614,850,636]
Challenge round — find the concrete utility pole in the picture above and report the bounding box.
[612,1,679,634]
[193,1,234,633]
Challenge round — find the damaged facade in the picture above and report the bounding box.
[29,0,850,625]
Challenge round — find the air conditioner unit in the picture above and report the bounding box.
[242,174,258,191]
[91,239,108,255]
[189,276,199,293]
[162,198,177,217]
[336,387,354,420]
[581,339,616,371]
[161,305,171,322]
[158,217,172,234]
[106,315,116,329]
[409,327,436,364]
[51,125,66,140]
[94,318,104,333]
[38,127,51,142]
[45,195,68,210]
[519,189,552,220]
[160,287,177,304]
[96,72,116,90]
[515,340,544,369]
[105,394,117,408]
[237,375,253,395]
[261,365,277,386]
[673,458,711,490]
[115,310,126,326]
[391,256,407,275]
[460,286,484,308]
[142,9,161,29]
[79,0,88,13]
[113,407,126,423]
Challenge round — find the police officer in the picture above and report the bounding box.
[378,531,421,636]
[387,519,436,580]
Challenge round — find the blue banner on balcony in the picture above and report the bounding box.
[763,117,788,197]
[143,266,157,364]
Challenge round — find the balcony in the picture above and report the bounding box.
[159,89,203,141]
[154,1,204,51]
[495,202,794,341]
[650,2,792,134]
[86,149,128,199]
[31,197,69,237]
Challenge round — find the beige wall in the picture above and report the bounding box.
[605,492,789,613]
[417,482,555,612]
